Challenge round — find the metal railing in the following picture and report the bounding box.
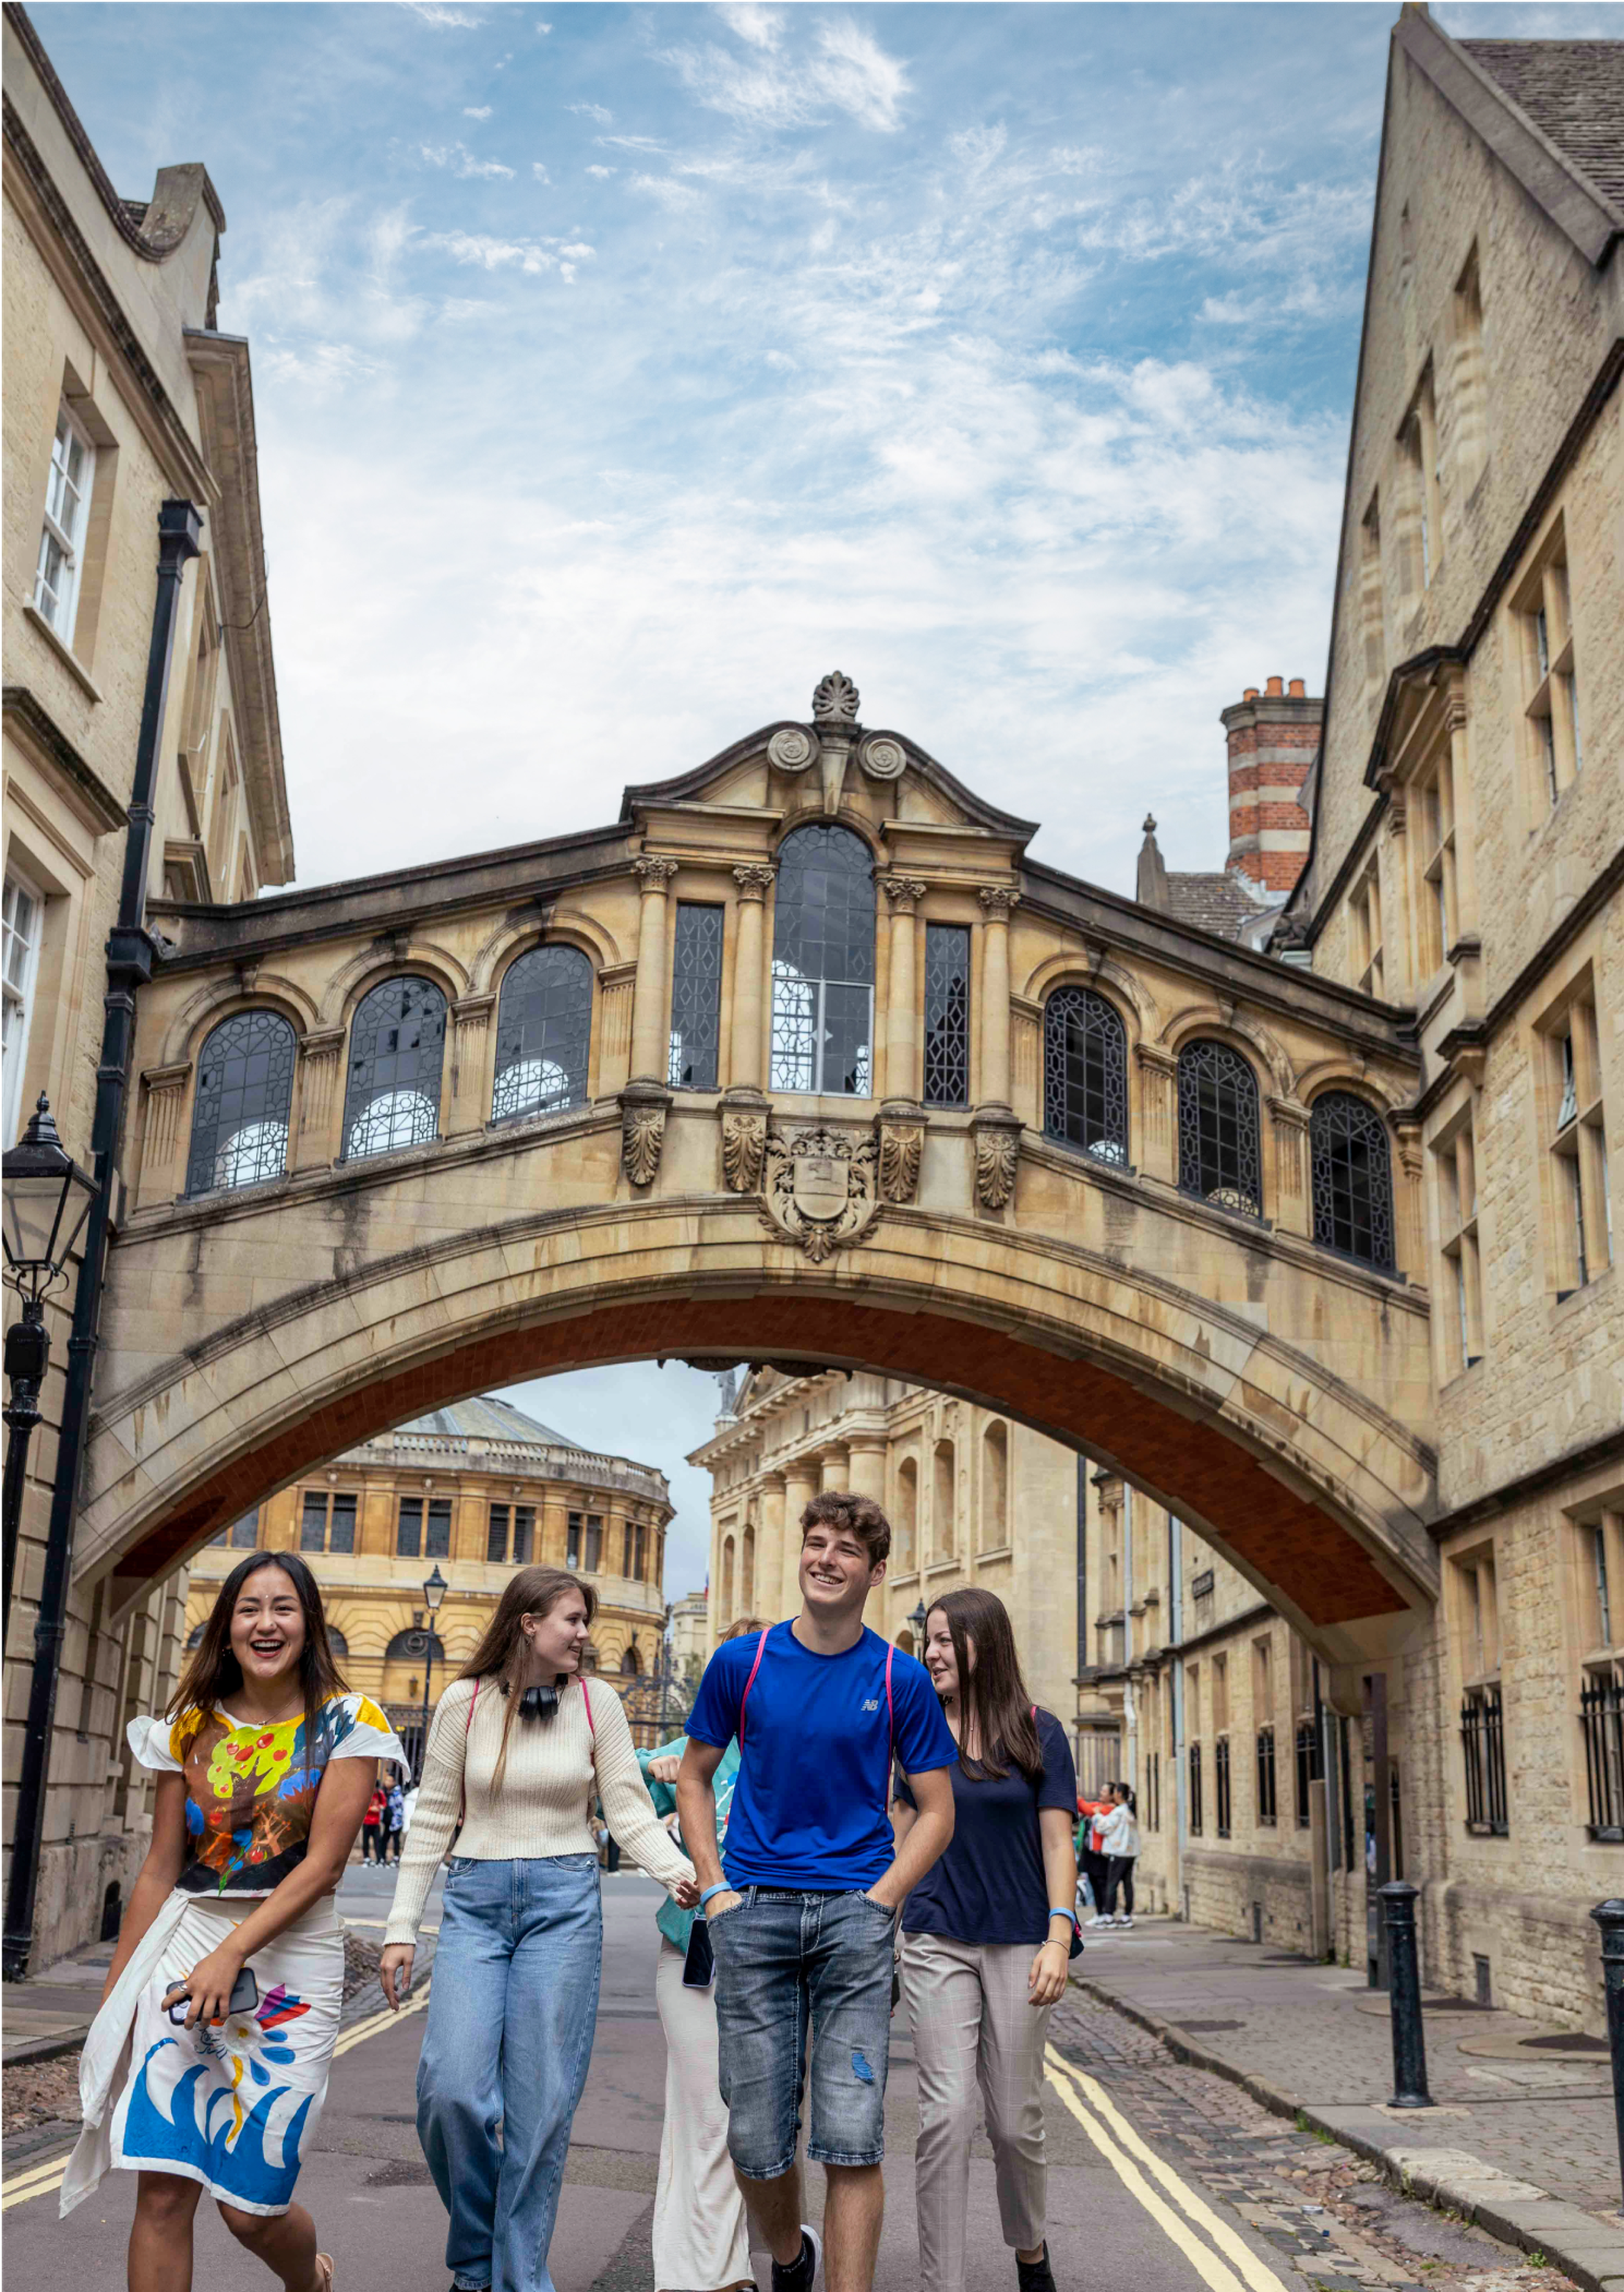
[1459,1683,1508,1835]
[1583,1674,1624,1841]
[368,1433,668,1502]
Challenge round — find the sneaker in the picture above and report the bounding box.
[1017,2243,1058,2292]
[771,2223,821,2291]
[1119,1915,1135,1928]
[1085,1914,1108,1928]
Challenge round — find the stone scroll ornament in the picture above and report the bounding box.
[974,1124,1019,1211]
[721,1106,768,1193]
[878,1120,923,1204]
[766,726,816,773]
[759,1124,880,1263]
[859,734,906,782]
[621,1097,667,1187]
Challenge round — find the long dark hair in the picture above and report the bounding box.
[457,1565,598,1793]
[168,1550,348,1775]
[928,1586,1043,1783]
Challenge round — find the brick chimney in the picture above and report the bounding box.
[1218,676,1321,894]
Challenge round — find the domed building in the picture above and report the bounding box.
[185,1395,675,1761]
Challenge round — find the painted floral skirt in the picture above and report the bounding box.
[62,1889,344,2218]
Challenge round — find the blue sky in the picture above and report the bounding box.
[36,0,1620,1599]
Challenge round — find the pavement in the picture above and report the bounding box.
[0,1872,1589,2292]
[1072,1915,1624,2292]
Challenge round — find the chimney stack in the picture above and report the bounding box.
[1219,678,1322,894]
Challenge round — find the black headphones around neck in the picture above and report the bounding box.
[501,1679,561,1723]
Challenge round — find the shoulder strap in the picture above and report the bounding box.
[737,1628,770,1745]
[582,1678,595,1741]
[885,1642,896,1756]
[457,1677,480,1826]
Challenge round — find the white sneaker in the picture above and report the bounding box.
[1086,1915,1108,1928]
[1119,1915,1135,1928]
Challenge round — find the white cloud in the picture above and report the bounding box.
[570,100,613,124]
[422,229,562,273]
[716,2,785,49]
[586,164,616,179]
[532,160,552,183]
[657,14,910,135]
[463,104,493,120]
[400,1,481,25]
[419,139,515,180]
[536,18,552,30]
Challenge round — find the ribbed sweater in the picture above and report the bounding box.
[383,1673,694,1945]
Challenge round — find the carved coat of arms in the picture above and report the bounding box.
[760,1125,879,1263]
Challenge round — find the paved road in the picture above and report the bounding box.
[3,1877,1549,2292]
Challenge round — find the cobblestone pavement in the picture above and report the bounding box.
[1075,1921,1622,2226]
[1048,1992,1568,2292]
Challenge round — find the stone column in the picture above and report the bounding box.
[294,1026,347,1170]
[730,866,775,1093]
[628,857,679,1084]
[541,1488,572,1571]
[756,1473,787,1622]
[972,886,1022,1209]
[847,1435,888,1509]
[781,1461,819,1615]
[1134,1042,1178,1185]
[136,1063,192,1208]
[448,992,496,1138]
[820,1446,850,1493]
[1393,1120,1426,1282]
[880,877,926,1102]
[1268,1096,1312,1237]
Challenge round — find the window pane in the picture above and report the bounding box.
[492,944,592,1121]
[186,1009,296,1196]
[923,925,970,1108]
[487,1503,509,1564]
[770,825,875,1095]
[1043,987,1128,1163]
[1177,1040,1261,1215]
[397,1498,422,1559]
[1311,1091,1394,1269]
[513,1506,533,1564]
[329,1493,357,1554]
[823,982,873,1098]
[425,1500,452,1559]
[343,978,446,1160]
[668,903,724,1091]
[300,1492,328,1552]
[230,1512,259,1549]
[567,1512,582,1569]
[585,1515,603,1572]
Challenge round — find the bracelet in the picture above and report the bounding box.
[699,1883,733,1908]
[1048,1907,1075,1924]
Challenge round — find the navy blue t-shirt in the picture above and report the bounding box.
[897,1708,1078,1945]
[687,1622,957,1890]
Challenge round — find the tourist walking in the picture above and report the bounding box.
[1097,1782,1140,1926]
[1078,1793,1112,1926]
[384,1777,406,1861]
[378,1566,698,2292]
[362,1781,388,1863]
[894,1588,1078,2292]
[63,1550,404,2292]
[639,1726,752,2292]
[677,1490,958,2292]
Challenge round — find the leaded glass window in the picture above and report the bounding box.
[924,924,970,1108]
[492,944,592,1122]
[770,824,875,1096]
[668,903,724,1090]
[1043,987,1127,1164]
[342,978,446,1160]
[185,1009,296,1196]
[1177,1039,1262,1216]
[1311,1091,1395,1270]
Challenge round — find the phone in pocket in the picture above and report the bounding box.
[167,1965,259,2025]
[681,1919,716,1989]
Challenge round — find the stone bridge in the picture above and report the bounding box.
[85,678,1436,1678]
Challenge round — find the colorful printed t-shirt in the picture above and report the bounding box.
[129,1693,405,1895]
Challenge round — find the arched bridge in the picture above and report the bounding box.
[87,678,1435,1673]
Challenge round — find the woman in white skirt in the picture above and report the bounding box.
[63,1549,404,2291]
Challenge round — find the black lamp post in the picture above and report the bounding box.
[417,1563,448,1779]
[3,1097,96,1632]
[910,1598,928,1651]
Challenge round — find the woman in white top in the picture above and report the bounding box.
[1095,1783,1141,1927]
[379,1566,697,2292]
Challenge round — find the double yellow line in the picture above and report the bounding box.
[1,1981,431,2214]
[1043,2047,1291,2292]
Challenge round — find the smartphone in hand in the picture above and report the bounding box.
[167,1965,259,2025]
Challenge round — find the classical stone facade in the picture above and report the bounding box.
[184,1394,671,1761]
[2,6,291,1965]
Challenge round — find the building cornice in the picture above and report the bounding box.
[1426,1426,1624,1543]
[2,684,126,833]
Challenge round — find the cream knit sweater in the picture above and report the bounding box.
[383,1673,694,1946]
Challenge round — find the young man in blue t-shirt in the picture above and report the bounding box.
[677,1490,957,2292]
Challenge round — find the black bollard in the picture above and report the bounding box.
[1379,1880,1432,2108]
[1589,1901,1624,2207]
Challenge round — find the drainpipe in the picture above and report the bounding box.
[1122,1484,1136,1789]
[1170,1514,1187,1918]
[1074,1454,1087,1767]
[3,500,200,1981]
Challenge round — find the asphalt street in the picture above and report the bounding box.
[3,1872,1333,2292]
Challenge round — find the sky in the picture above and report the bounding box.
[34,0,1620,1602]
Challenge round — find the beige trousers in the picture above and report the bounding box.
[653,1937,753,2292]
[902,1930,1052,2292]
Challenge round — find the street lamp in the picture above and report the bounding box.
[3,1097,96,1630]
[417,1563,449,1780]
[910,1598,928,1651]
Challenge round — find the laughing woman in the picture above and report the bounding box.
[62,1550,405,2292]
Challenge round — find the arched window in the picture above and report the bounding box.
[185,1009,296,1196]
[492,944,593,1123]
[933,1440,956,1560]
[894,1457,918,1572]
[1177,1039,1262,1216]
[620,1642,642,1676]
[980,1421,1008,1553]
[384,1626,447,1665]
[343,978,446,1160]
[1311,1091,1395,1270]
[770,824,875,1096]
[186,1622,206,1650]
[326,1626,350,1659]
[721,1535,736,1630]
[581,1640,600,1673]
[1043,987,1127,1165]
[742,1526,756,1614]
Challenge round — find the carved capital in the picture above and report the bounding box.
[634,855,680,891]
[721,1105,768,1193]
[880,875,927,915]
[298,1027,346,1066]
[141,1061,192,1098]
[878,1115,925,1204]
[970,1112,1022,1212]
[1393,1121,1424,1183]
[978,886,1021,920]
[732,863,777,903]
[1134,1042,1177,1077]
[1267,1094,1311,1133]
[620,1083,670,1187]
[451,992,497,1034]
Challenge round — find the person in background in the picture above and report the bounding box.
[384,1776,406,1862]
[639,1728,752,2292]
[894,1588,1077,2292]
[362,1780,389,1864]
[1096,1783,1140,1927]
[1078,1793,1113,1928]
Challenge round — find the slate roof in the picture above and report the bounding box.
[388,1395,578,1449]
[1461,40,1624,214]
[1163,871,1270,943]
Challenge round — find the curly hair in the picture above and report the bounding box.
[799,1488,891,1568]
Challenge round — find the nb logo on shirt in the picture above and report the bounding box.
[861,1698,881,1712]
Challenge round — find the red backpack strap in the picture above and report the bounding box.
[885,1642,896,1758]
[738,1628,770,1745]
[458,1678,480,1827]
[582,1678,595,1741]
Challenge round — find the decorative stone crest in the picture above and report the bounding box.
[859,734,906,781]
[721,1105,768,1193]
[767,726,816,773]
[620,1083,669,1187]
[878,1118,924,1205]
[760,1124,879,1262]
[811,671,860,726]
[971,1113,1022,1212]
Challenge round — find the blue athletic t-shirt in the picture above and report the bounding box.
[686,1622,957,1890]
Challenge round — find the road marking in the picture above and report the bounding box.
[1047,2048,1291,2292]
[1,1984,432,2212]
[1042,2050,1285,2292]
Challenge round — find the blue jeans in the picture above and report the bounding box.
[708,1887,895,2176]
[416,1854,602,2292]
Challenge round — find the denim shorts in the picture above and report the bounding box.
[708,1886,895,2176]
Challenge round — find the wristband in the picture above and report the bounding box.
[699,1883,733,1909]
[1048,1908,1075,1925]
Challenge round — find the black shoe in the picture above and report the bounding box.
[771,2223,820,2291]
[1017,2245,1057,2292]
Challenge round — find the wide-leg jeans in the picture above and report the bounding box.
[417,1853,602,2292]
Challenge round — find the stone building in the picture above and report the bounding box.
[2,4,291,1965]
[669,1586,710,1693]
[184,1394,672,1766]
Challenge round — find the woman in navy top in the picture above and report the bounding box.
[892,1588,1078,2292]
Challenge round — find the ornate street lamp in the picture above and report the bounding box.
[416,1562,448,1779]
[910,1598,928,1650]
[3,1097,96,1630]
